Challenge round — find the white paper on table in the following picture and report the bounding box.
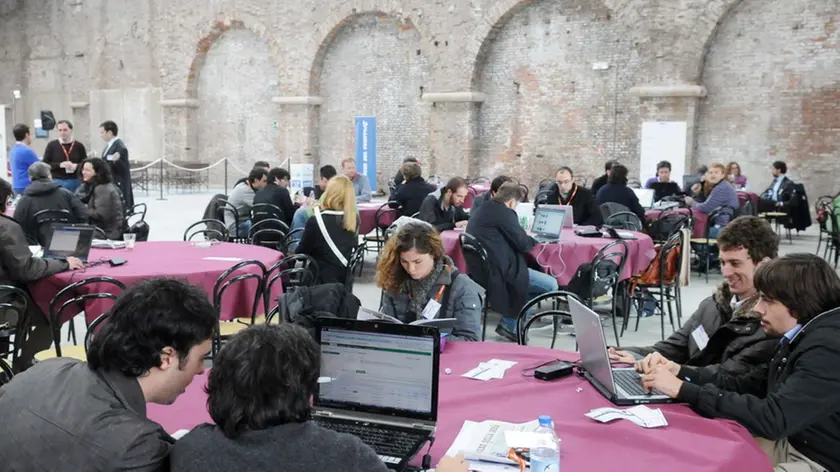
[462,359,518,381]
[585,405,668,428]
[503,431,557,449]
[171,429,191,440]
[202,257,244,262]
[444,420,537,472]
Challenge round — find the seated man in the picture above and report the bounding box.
[0,277,216,470]
[389,161,436,217]
[641,253,840,472]
[759,160,795,214]
[465,183,558,341]
[544,166,602,226]
[0,177,83,371]
[590,159,619,196]
[471,175,512,213]
[290,164,338,233]
[418,177,470,232]
[645,160,682,202]
[341,158,372,202]
[254,167,295,226]
[391,157,419,194]
[14,162,89,245]
[225,167,268,236]
[610,216,779,375]
[234,160,270,187]
[171,324,468,472]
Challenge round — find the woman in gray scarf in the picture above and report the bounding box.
[376,222,483,341]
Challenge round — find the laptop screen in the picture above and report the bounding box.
[317,325,438,421]
[45,225,94,260]
[632,188,655,209]
[531,207,566,237]
[568,297,617,394]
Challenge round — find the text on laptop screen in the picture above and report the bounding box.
[319,328,435,414]
[531,208,566,236]
[49,228,82,256]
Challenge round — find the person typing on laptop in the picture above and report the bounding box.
[640,254,840,472]
[610,216,779,376]
[171,324,468,472]
[544,166,602,226]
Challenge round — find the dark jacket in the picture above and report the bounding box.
[102,138,134,208]
[624,284,777,376]
[275,283,360,335]
[677,307,840,472]
[471,191,492,213]
[78,182,125,239]
[761,175,795,203]
[649,181,682,202]
[380,262,484,341]
[295,209,357,285]
[465,200,536,317]
[544,183,603,226]
[390,177,435,217]
[418,190,469,232]
[590,174,608,196]
[0,214,68,286]
[780,182,812,231]
[253,182,295,226]
[0,358,173,471]
[14,180,89,245]
[595,183,646,221]
[42,139,87,180]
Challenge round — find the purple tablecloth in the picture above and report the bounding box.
[147,342,771,472]
[358,202,398,235]
[441,229,655,286]
[464,184,491,209]
[29,241,284,323]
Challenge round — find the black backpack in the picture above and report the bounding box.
[276,283,361,336]
[564,260,619,301]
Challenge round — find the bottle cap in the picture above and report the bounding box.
[538,415,553,426]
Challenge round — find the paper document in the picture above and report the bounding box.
[202,257,244,262]
[462,359,518,381]
[29,245,43,257]
[92,239,127,249]
[585,405,668,428]
[444,420,541,471]
[356,307,457,332]
[171,429,191,440]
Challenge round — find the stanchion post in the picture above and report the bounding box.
[157,158,166,201]
[224,158,229,194]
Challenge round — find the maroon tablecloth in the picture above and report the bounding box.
[29,241,284,323]
[147,342,771,472]
[358,202,398,235]
[464,184,491,209]
[441,229,655,286]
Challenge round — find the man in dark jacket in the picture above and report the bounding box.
[641,253,840,472]
[14,162,89,245]
[254,167,295,226]
[466,183,558,341]
[418,177,470,232]
[590,159,619,196]
[471,175,512,213]
[759,160,795,214]
[99,120,134,209]
[612,216,779,375]
[390,161,436,217]
[391,157,419,194]
[544,167,602,226]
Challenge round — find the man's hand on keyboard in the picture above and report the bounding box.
[66,257,84,270]
[634,352,678,375]
[608,348,636,364]
[641,364,683,398]
[436,453,468,472]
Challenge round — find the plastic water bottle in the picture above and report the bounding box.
[530,415,560,472]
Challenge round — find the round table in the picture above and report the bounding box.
[146,342,772,472]
[358,201,398,235]
[441,229,656,286]
[29,241,284,324]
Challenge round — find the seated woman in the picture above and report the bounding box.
[685,163,740,237]
[171,324,469,472]
[376,222,483,341]
[726,161,748,190]
[389,161,436,217]
[76,158,124,239]
[594,164,646,221]
[418,177,469,231]
[296,175,358,285]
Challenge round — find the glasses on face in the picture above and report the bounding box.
[556,179,572,186]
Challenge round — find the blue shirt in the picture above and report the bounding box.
[770,176,785,201]
[782,324,803,344]
[9,143,39,191]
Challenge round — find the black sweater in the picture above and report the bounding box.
[595,183,646,221]
[253,182,295,226]
[295,210,356,285]
[42,140,87,180]
[544,183,603,226]
[418,192,469,231]
[390,177,436,217]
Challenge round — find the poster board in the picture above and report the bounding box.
[639,121,687,185]
[354,117,377,191]
[290,163,314,196]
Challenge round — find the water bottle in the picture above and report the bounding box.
[530,415,560,472]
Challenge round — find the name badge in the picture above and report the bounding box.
[691,325,710,351]
[106,154,115,161]
[421,299,442,320]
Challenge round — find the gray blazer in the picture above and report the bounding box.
[380,266,484,341]
[88,182,124,239]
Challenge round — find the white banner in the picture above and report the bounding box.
[640,121,687,185]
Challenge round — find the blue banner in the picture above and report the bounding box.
[354,116,377,191]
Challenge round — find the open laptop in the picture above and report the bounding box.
[314,318,440,470]
[530,206,566,243]
[43,225,94,262]
[569,297,676,406]
[542,204,575,228]
[632,188,655,209]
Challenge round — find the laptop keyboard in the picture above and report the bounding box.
[313,417,427,465]
[613,369,648,397]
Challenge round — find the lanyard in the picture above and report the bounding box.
[561,184,579,205]
[408,265,450,302]
[61,141,76,161]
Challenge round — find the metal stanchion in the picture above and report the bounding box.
[224,159,229,194]
[157,156,166,201]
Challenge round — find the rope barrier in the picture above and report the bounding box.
[225,159,251,176]
[130,158,162,171]
[161,157,228,172]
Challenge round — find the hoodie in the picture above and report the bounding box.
[13,180,89,245]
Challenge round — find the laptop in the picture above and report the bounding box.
[569,297,676,406]
[632,188,656,209]
[548,204,575,228]
[43,225,94,262]
[530,206,566,243]
[314,318,440,470]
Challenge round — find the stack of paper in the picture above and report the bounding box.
[585,405,668,428]
[462,359,518,381]
[444,419,541,472]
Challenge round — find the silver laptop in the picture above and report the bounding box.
[44,225,94,262]
[314,318,440,470]
[530,206,566,243]
[632,188,656,209]
[569,297,676,406]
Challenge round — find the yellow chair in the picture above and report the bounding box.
[212,260,268,357]
[33,312,112,363]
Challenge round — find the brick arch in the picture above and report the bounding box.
[681,0,745,82]
[306,4,416,95]
[185,15,283,99]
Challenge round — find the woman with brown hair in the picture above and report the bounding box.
[727,161,748,190]
[376,222,483,341]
